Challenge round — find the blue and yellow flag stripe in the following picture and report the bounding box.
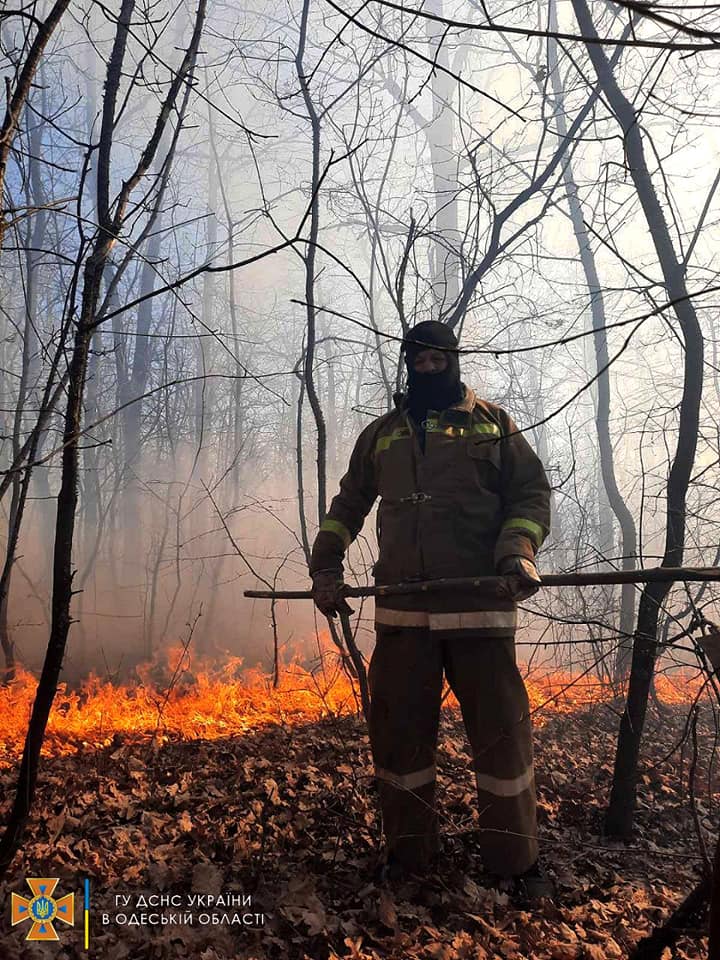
[84,878,90,950]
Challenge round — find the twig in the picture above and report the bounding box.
[688,705,712,877]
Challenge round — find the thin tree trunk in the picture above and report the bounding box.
[123,234,161,546]
[296,0,327,522]
[569,0,705,839]
[0,0,207,875]
[426,0,460,320]
[548,0,637,679]
[295,368,311,565]
[0,258,100,875]
[0,0,70,250]
[0,101,51,681]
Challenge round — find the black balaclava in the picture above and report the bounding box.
[402,320,463,425]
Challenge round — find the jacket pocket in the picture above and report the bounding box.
[465,438,502,497]
[374,502,417,582]
[467,438,501,468]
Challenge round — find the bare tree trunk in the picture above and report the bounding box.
[569,0,705,839]
[0,0,207,875]
[321,324,337,480]
[292,2,370,704]
[0,100,51,681]
[0,256,100,874]
[425,0,460,320]
[109,24,192,651]
[548,0,637,679]
[122,234,161,550]
[368,240,393,411]
[0,483,23,682]
[81,61,102,559]
[295,367,312,566]
[0,0,70,250]
[0,0,138,866]
[296,0,327,522]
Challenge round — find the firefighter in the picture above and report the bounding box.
[309,320,553,898]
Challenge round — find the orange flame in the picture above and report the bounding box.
[0,642,708,769]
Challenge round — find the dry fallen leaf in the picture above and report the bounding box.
[584,945,606,960]
[550,945,581,960]
[2,686,711,960]
[377,889,397,929]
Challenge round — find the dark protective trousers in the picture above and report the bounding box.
[368,626,538,876]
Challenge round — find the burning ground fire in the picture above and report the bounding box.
[0,642,708,769]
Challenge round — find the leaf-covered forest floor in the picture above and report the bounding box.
[0,697,715,960]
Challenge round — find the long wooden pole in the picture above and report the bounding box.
[244,565,720,600]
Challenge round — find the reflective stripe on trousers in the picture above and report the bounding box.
[475,765,534,797]
[375,607,517,631]
[375,763,437,791]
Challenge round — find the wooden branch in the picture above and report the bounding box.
[244,566,720,600]
[338,610,370,722]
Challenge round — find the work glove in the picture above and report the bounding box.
[311,569,353,618]
[497,555,542,602]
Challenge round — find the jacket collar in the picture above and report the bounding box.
[452,385,476,413]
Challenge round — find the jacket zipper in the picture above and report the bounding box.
[405,411,427,578]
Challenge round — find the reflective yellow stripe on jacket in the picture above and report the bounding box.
[501,516,546,549]
[319,517,352,548]
[375,426,411,454]
[374,418,501,454]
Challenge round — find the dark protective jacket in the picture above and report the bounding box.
[309,386,552,636]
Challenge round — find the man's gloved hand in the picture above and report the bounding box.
[497,555,542,602]
[311,569,353,618]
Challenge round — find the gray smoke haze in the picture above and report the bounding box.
[1,0,717,690]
